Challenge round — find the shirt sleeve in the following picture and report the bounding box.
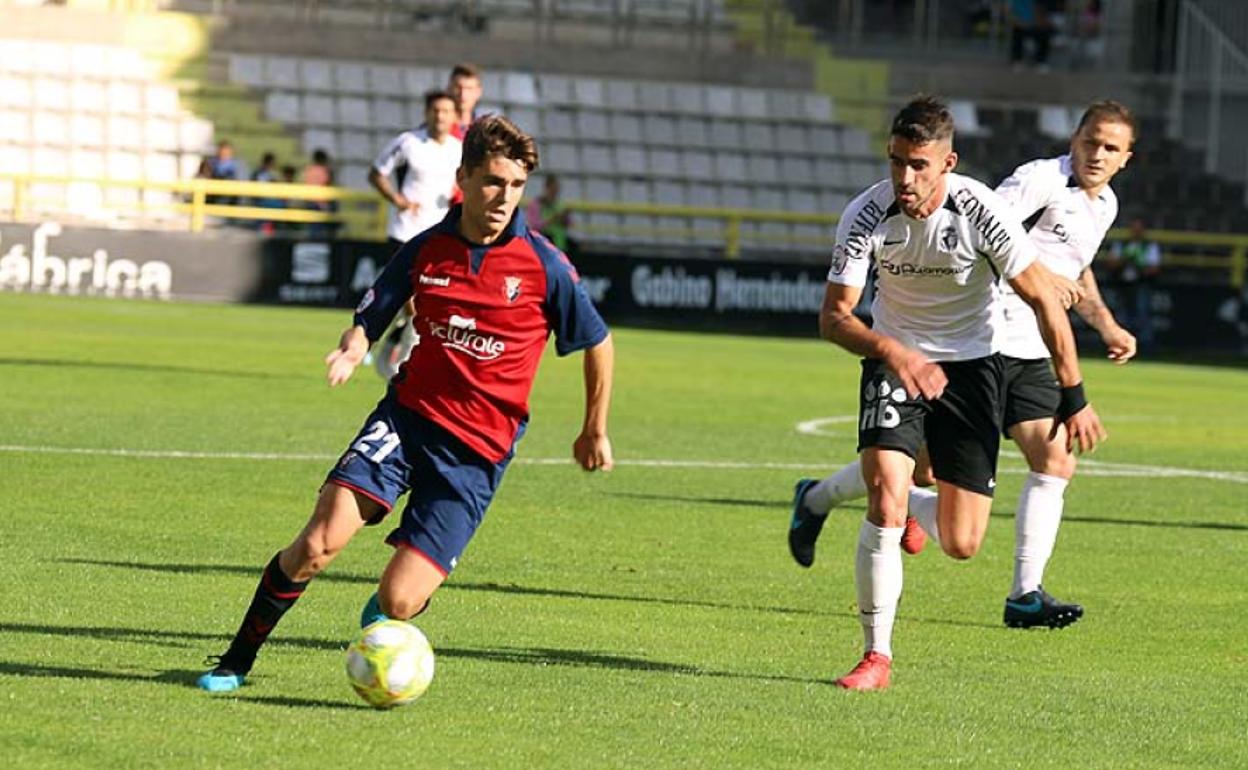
[994,159,1055,222]
[826,190,881,287]
[372,133,407,177]
[352,239,418,342]
[532,234,609,356]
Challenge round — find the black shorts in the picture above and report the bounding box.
[857,355,1004,497]
[1001,356,1059,435]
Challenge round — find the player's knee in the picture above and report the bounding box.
[1041,450,1077,480]
[940,536,980,560]
[379,591,431,621]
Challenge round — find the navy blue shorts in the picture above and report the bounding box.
[325,391,519,576]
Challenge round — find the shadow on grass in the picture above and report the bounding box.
[0,357,303,382]
[609,491,1248,532]
[0,658,364,710]
[57,558,1000,630]
[0,626,834,690]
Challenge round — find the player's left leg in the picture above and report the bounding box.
[361,412,514,628]
[1004,416,1082,629]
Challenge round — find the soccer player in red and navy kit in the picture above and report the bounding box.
[198,116,614,692]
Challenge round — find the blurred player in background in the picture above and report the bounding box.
[368,89,463,379]
[806,96,1104,690]
[789,100,1136,634]
[198,116,614,693]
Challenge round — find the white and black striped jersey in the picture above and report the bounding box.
[372,127,462,242]
[827,173,1037,361]
[995,154,1119,359]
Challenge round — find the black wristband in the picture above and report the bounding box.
[1057,382,1088,422]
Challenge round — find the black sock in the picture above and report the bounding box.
[219,553,309,674]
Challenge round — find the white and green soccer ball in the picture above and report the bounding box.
[345,620,435,709]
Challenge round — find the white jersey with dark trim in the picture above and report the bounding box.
[372,127,463,242]
[827,173,1037,361]
[995,154,1119,359]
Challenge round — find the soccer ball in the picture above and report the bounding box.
[345,620,435,709]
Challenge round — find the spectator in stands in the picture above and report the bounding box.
[250,151,282,235]
[1107,217,1163,352]
[448,62,484,140]
[526,174,574,253]
[1008,0,1054,71]
[303,148,337,238]
[207,140,241,206]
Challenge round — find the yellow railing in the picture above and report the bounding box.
[1,172,1244,287]
[0,174,388,239]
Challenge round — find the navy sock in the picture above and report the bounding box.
[220,553,308,674]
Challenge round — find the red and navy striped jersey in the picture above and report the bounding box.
[354,205,608,462]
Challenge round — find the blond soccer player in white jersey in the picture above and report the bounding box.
[810,96,1105,691]
[789,101,1136,637]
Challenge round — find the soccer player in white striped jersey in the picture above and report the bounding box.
[789,100,1137,634]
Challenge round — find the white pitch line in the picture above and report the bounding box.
[2,443,1246,484]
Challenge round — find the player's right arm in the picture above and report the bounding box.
[325,242,419,386]
[819,283,947,400]
[822,188,946,400]
[369,134,419,215]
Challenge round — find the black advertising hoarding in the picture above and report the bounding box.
[1,222,1245,352]
[0,221,265,301]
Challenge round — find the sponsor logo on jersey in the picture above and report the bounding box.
[427,314,505,360]
[504,275,522,302]
[877,259,975,277]
[838,199,888,271]
[356,288,375,312]
[419,274,451,287]
[951,188,1011,253]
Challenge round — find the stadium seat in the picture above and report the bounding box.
[580,143,616,175]
[603,78,639,110]
[1038,105,1075,140]
[339,163,371,190]
[637,81,672,112]
[572,77,606,108]
[229,54,266,87]
[0,110,30,144]
[368,64,405,94]
[145,84,181,117]
[738,88,769,119]
[643,115,678,146]
[0,75,33,108]
[742,122,777,151]
[713,152,748,183]
[265,91,301,124]
[371,98,405,131]
[501,72,539,105]
[403,66,442,94]
[144,118,181,152]
[607,112,644,144]
[302,94,336,126]
[33,77,69,112]
[71,81,108,114]
[681,150,715,181]
[32,111,69,147]
[338,130,373,162]
[776,124,811,154]
[506,106,539,133]
[647,147,681,178]
[265,57,299,89]
[950,100,990,137]
[538,74,576,106]
[575,109,610,140]
[333,62,370,94]
[615,144,647,175]
[300,58,334,91]
[303,128,338,157]
[704,85,736,117]
[336,96,372,129]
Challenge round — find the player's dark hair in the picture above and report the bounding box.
[461,115,539,173]
[423,89,455,110]
[1075,100,1137,145]
[450,62,480,81]
[890,95,955,144]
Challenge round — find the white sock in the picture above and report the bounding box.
[907,487,941,546]
[804,459,866,516]
[855,521,904,659]
[1011,471,1069,599]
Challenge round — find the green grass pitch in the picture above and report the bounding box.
[1,292,1245,769]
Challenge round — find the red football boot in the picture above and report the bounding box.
[901,514,927,555]
[835,651,892,691]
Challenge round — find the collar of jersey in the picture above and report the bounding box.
[432,204,529,273]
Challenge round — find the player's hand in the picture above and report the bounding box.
[1102,326,1137,364]
[1057,404,1107,454]
[1051,274,1085,310]
[325,327,369,387]
[573,432,614,472]
[889,347,947,400]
